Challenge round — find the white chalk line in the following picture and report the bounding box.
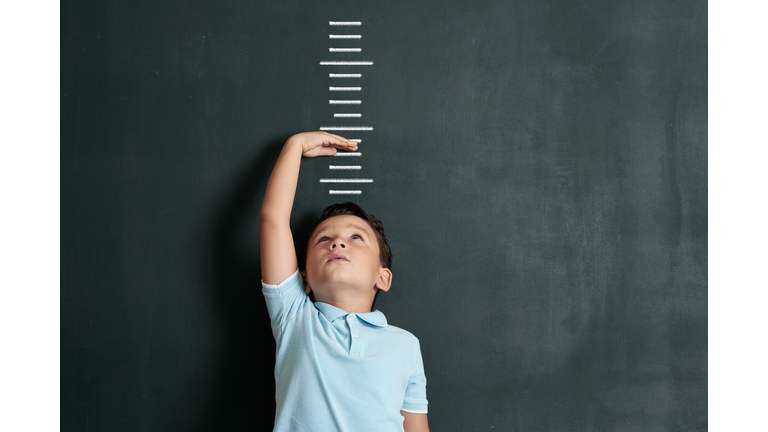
[320,61,373,66]
[330,165,362,170]
[329,73,361,78]
[347,139,361,143]
[320,126,373,131]
[329,190,362,195]
[330,48,361,52]
[334,113,362,118]
[330,87,361,91]
[329,21,361,26]
[329,35,361,39]
[329,100,361,105]
[320,179,373,183]
[334,152,361,156]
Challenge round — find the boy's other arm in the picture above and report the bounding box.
[401,412,429,432]
[260,132,357,285]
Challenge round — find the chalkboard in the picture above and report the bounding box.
[61,0,707,430]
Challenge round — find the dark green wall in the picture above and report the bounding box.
[61,0,707,430]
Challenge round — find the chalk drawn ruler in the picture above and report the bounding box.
[320,21,373,195]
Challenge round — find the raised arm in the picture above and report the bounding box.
[259,132,357,285]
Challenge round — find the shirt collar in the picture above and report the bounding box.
[315,302,388,327]
[358,310,388,327]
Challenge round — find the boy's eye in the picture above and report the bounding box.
[316,236,330,243]
[351,233,363,240]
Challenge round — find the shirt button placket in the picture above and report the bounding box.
[348,314,361,357]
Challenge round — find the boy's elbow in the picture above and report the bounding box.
[259,210,292,240]
[260,208,286,226]
[259,207,272,223]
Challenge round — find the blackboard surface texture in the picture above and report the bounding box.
[62,0,707,430]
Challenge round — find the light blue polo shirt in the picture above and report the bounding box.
[262,270,428,432]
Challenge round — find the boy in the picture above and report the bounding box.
[260,132,430,432]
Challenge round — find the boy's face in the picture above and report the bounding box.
[304,215,391,304]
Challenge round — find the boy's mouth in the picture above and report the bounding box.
[327,253,349,263]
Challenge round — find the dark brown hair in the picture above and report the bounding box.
[301,202,392,310]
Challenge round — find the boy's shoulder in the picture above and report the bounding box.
[375,320,422,349]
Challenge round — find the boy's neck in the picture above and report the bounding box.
[315,297,373,314]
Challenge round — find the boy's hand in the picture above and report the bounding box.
[287,131,358,157]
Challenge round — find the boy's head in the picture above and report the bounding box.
[301,203,392,311]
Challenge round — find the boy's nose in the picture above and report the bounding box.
[331,242,346,249]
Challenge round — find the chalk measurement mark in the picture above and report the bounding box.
[329,100,361,105]
[334,113,361,118]
[330,87,361,91]
[320,179,373,183]
[330,48,361,53]
[330,73,362,78]
[330,35,362,39]
[329,21,362,26]
[334,152,361,156]
[320,61,373,66]
[330,190,362,195]
[330,165,362,170]
[320,126,373,131]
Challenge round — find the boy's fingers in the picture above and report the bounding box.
[325,132,352,144]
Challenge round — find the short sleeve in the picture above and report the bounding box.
[401,341,428,413]
[261,270,308,336]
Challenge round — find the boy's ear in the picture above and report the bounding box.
[300,271,311,295]
[375,268,392,292]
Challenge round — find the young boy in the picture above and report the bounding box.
[260,132,430,432]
